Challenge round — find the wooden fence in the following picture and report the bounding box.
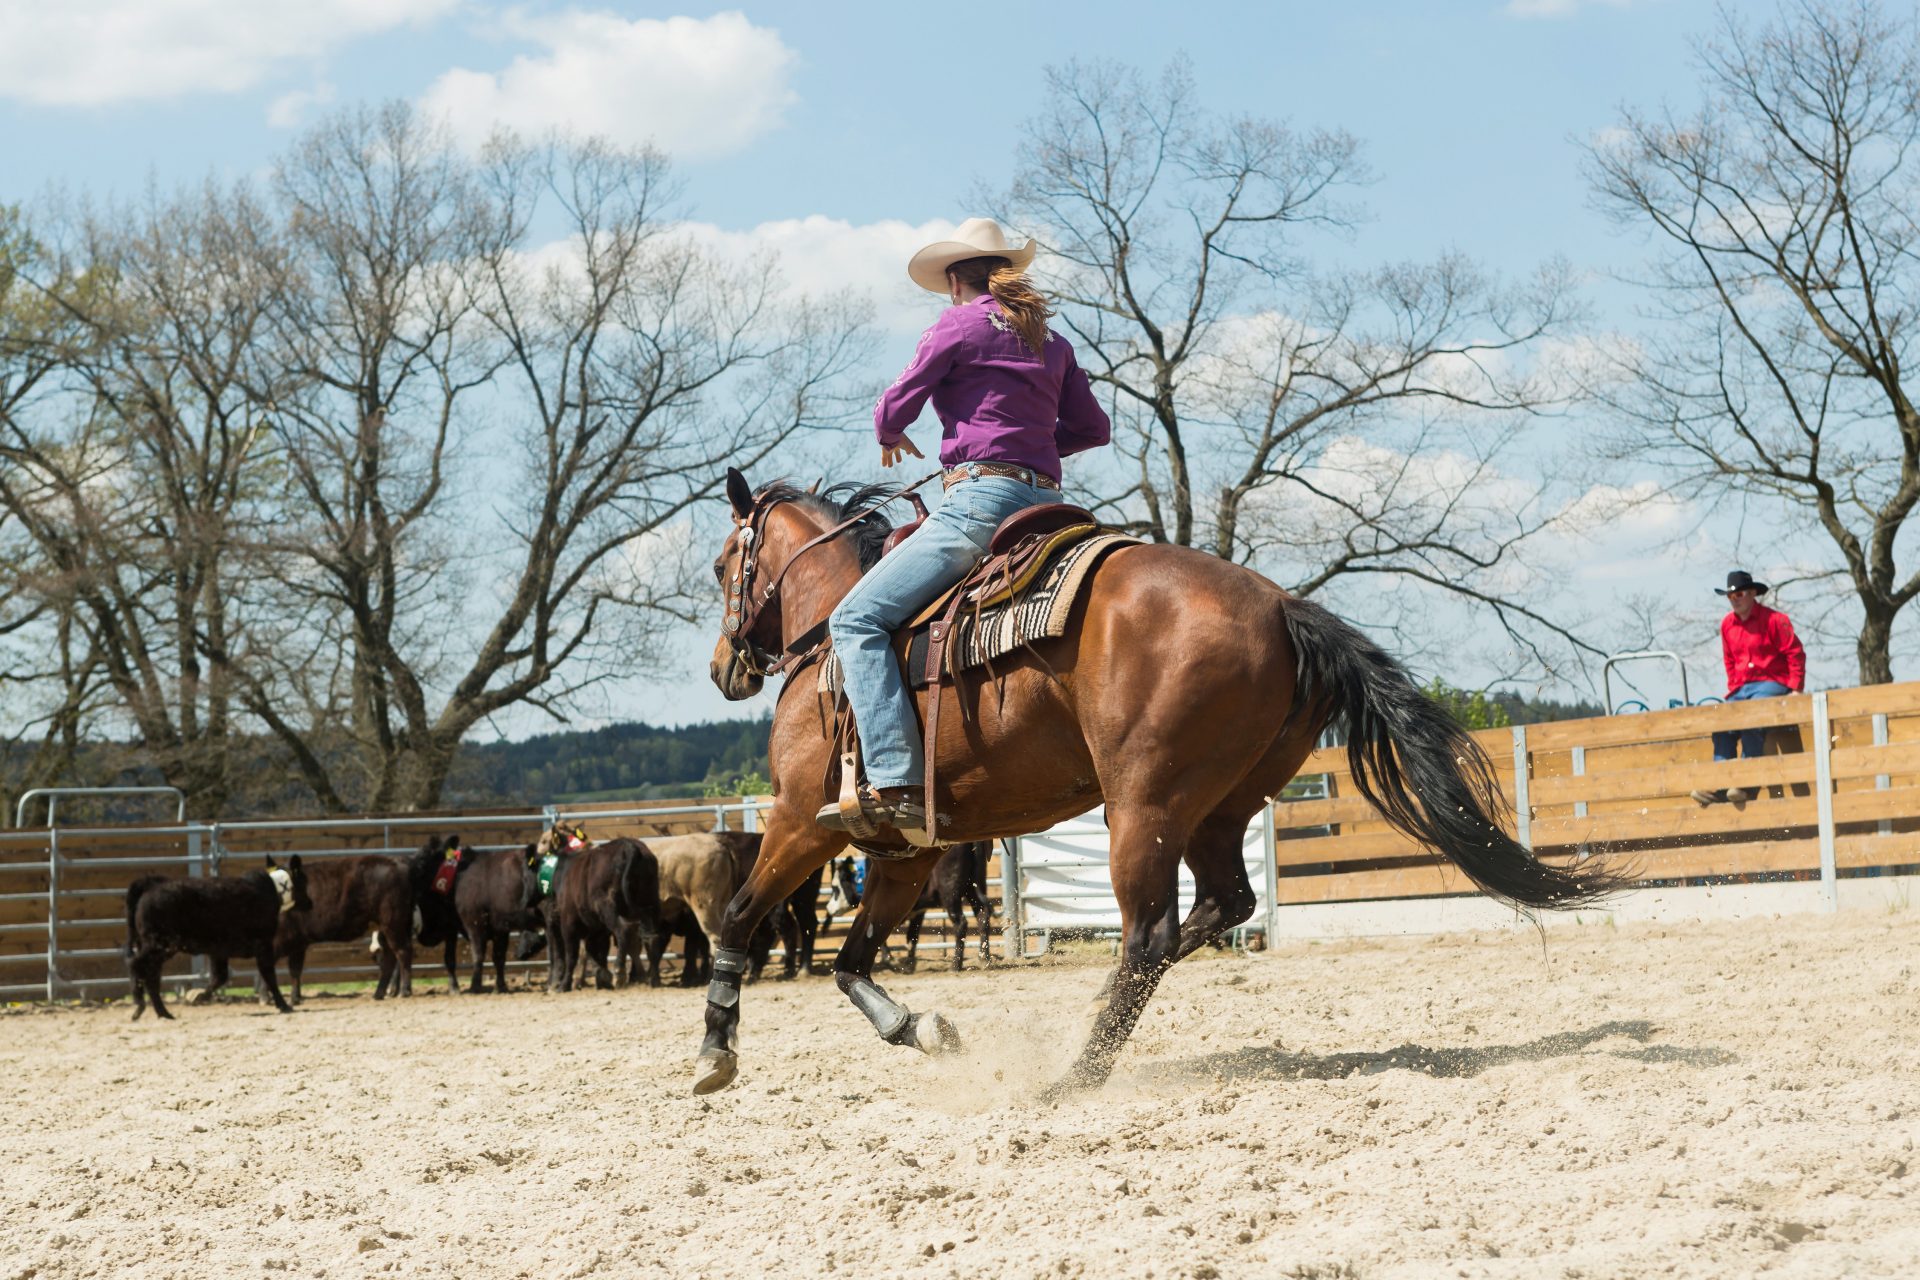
[1271,681,1920,907]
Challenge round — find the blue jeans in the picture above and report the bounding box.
[829,474,1062,789]
[1712,680,1792,761]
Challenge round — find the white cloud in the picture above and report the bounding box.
[498,215,958,336]
[1503,0,1641,18]
[419,10,797,159]
[676,215,959,333]
[0,0,455,106]
[267,81,336,129]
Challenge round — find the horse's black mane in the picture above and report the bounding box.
[757,479,898,572]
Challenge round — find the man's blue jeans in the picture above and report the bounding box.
[829,473,1062,789]
[1712,680,1792,761]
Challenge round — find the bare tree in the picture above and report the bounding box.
[0,188,284,813]
[1587,0,1920,684]
[4,106,872,816]
[0,205,89,813]
[214,106,872,811]
[988,59,1592,664]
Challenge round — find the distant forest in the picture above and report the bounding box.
[452,688,1599,804]
[4,717,774,822]
[445,717,772,805]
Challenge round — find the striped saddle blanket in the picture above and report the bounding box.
[817,529,1141,694]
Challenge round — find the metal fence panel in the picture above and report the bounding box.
[1011,805,1273,944]
[0,800,774,1002]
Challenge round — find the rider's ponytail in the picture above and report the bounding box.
[948,255,1052,356]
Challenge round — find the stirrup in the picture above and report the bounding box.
[815,785,934,847]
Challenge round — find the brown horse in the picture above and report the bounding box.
[693,469,1625,1096]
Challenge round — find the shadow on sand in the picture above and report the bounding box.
[1142,1019,1736,1085]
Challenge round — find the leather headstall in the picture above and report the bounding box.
[720,470,943,681]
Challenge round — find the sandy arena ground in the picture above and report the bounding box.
[4,908,1917,1280]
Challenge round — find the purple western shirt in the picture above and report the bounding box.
[874,295,1111,482]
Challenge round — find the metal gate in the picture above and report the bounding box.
[0,798,767,1002]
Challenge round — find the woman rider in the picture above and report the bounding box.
[815,218,1111,842]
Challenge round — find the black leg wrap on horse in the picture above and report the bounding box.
[706,945,750,1010]
[837,972,910,1041]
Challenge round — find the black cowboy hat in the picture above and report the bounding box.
[1714,569,1769,597]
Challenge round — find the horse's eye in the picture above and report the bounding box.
[714,562,726,583]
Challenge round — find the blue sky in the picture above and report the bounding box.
[4,0,1807,729]
[1,2,1711,275]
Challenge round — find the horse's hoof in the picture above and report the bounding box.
[907,1011,962,1056]
[692,1049,738,1096]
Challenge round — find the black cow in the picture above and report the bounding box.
[900,841,994,972]
[126,857,311,1020]
[399,834,468,993]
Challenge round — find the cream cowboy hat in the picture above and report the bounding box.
[907,217,1038,295]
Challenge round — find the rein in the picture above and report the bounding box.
[722,469,941,678]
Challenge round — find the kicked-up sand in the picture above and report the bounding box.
[2,906,1916,1279]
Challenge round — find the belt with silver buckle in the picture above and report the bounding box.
[942,463,1060,491]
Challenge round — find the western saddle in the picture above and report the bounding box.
[836,498,1102,846]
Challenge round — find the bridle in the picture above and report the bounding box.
[720,471,940,679]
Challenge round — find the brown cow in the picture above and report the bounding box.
[453,845,545,994]
[638,833,823,984]
[636,831,748,986]
[202,855,416,1003]
[543,838,662,992]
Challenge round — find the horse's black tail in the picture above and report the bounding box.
[1281,598,1629,909]
[125,876,164,958]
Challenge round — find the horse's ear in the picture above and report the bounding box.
[725,467,753,519]
[264,854,278,869]
[288,854,303,873]
[806,477,822,495]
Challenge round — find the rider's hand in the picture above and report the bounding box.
[881,437,924,469]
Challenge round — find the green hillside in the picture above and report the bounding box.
[445,717,772,805]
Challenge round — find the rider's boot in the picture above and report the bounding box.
[815,785,934,846]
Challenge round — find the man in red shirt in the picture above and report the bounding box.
[1692,570,1807,805]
